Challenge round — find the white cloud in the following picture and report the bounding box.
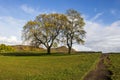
[0,16,26,45]
[73,45,92,51]
[0,16,25,27]
[0,36,21,45]
[73,13,120,53]
[21,4,38,14]
[91,12,104,21]
[110,20,120,27]
[20,4,57,15]
[40,9,57,14]
[84,20,120,53]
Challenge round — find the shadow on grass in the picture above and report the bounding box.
[0,52,70,56]
[0,52,46,56]
[0,51,102,57]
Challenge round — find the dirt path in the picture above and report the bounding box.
[83,54,113,80]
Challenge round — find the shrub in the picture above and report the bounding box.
[0,44,15,52]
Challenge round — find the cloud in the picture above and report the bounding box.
[91,12,104,21]
[73,13,120,53]
[0,16,25,27]
[0,36,21,45]
[84,20,120,53]
[20,4,57,15]
[73,45,92,51]
[21,4,38,14]
[0,16,26,45]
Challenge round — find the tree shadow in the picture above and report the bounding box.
[0,52,69,57]
[0,52,47,56]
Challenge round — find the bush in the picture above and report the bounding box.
[0,44,15,52]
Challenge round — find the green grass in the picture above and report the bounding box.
[109,53,120,80]
[0,53,100,80]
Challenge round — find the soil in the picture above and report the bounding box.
[83,54,113,80]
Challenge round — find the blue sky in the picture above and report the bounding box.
[0,0,120,52]
[0,0,120,23]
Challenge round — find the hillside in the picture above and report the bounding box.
[11,45,76,53]
[51,46,76,53]
[11,45,46,52]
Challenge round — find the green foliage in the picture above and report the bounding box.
[0,44,15,52]
[0,53,100,80]
[62,9,86,54]
[22,9,86,54]
[22,13,68,54]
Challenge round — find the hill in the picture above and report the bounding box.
[11,45,45,52]
[11,45,76,53]
[51,46,76,53]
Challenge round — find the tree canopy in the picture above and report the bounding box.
[63,9,86,54]
[22,13,68,54]
[22,9,86,54]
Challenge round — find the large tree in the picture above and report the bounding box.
[63,9,86,54]
[22,13,67,54]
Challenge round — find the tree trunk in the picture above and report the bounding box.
[68,47,71,54]
[47,47,51,54]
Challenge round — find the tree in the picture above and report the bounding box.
[22,13,67,54]
[63,9,86,54]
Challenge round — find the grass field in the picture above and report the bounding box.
[0,53,100,80]
[109,53,120,80]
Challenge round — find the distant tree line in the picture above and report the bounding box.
[22,9,86,54]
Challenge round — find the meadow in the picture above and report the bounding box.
[109,53,120,80]
[0,53,100,80]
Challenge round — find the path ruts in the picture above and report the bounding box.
[83,54,113,80]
